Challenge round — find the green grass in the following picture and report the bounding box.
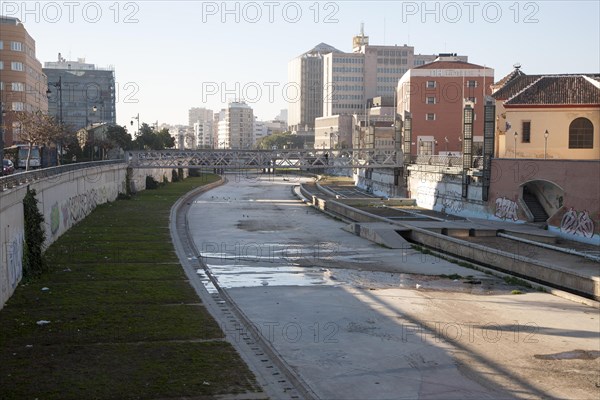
[503,275,533,288]
[0,174,264,399]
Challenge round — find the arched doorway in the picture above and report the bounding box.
[520,180,565,223]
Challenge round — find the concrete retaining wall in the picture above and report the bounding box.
[408,229,599,300]
[0,164,188,309]
[304,187,599,300]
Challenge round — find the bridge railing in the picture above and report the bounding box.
[0,160,125,191]
[406,155,484,169]
[127,149,403,169]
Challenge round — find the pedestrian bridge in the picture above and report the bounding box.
[127,149,403,169]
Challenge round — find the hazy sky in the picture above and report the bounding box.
[6,0,599,129]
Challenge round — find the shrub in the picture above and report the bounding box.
[23,187,47,277]
[146,175,160,189]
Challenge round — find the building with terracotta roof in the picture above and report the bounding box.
[492,66,600,160]
[397,54,494,156]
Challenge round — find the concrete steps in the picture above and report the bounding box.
[523,191,548,222]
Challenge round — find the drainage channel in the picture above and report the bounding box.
[300,183,599,303]
[170,181,317,400]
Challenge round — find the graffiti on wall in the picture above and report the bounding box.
[495,197,519,221]
[51,186,114,237]
[416,186,438,210]
[440,190,464,214]
[561,208,595,238]
[1,231,24,303]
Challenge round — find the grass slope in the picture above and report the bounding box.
[0,175,264,399]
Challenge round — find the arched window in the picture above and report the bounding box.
[569,118,594,148]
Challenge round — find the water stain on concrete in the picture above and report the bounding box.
[236,219,294,232]
[534,350,600,360]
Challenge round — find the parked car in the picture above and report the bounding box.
[2,159,15,175]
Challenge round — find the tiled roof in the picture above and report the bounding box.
[492,68,527,91]
[492,75,542,100]
[414,60,487,69]
[504,75,600,106]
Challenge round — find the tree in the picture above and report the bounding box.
[106,125,133,151]
[133,123,175,150]
[14,110,61,170]
[256,132,305,150]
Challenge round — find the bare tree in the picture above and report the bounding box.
[15,110,61,170]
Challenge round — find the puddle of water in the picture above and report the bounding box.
[206,263,338,288]
[534,350,600,360]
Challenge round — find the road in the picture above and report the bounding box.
[185,174,600,400]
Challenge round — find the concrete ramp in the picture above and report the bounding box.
[344,222,411,249]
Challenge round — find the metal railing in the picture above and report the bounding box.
[127,149,403,170]
[406,155,484,169]
[0,160,125,191]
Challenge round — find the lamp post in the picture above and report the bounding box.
[0,101,5,166]
[514,131,518,159]
[93,103,105,124]
[544,129,549,159]
[46,76,63,125]
[131,113,140,136]
[47,76,64,164]
[329,126,333,149]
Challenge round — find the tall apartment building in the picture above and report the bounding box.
[193,120,214,148]
[0,16,48,146]
[217,101,254,149]
[189,107,214,127]
[322,28,449,118]
[397,55,494,155]
[189,107,214,148]
[287,43,341,133]
[43,54,116,131]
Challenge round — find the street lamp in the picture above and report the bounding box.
[130,113,140,136]
[47,76,64,165]
[544,129,549,159]
[329,126,333,149]
[514,131,518,159]
[0,102,5,165]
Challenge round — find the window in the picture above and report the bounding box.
[12,122,22,136]
[12,82,24,92]
[12,102,24,111]
[569,117,594,148]
[426,96,436,104]
[11,41,23,51]
[0,61,3,70]
[426,113,436,121]
[426,80,436,88]
[467,80,478,87]
[11,62,23,71]
[0,41,3,50]
[522,121,531,143]
[419,140,433,155]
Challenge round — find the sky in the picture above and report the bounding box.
[5,0,599,129]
